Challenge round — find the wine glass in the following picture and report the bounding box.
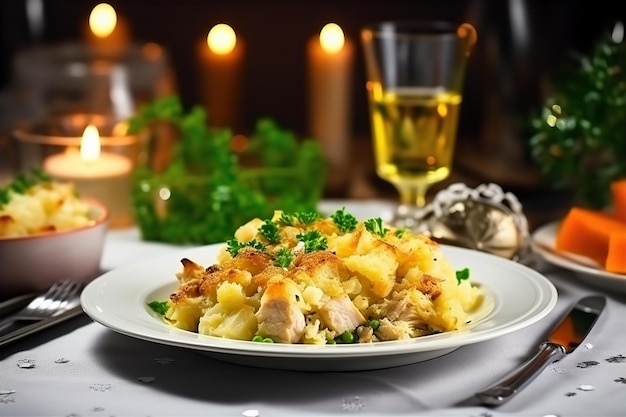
[361,21,477,231]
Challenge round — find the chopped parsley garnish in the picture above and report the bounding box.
[147,300,169,316]
[296,230,328,252]
[277,211,319,227]
[0,168,51,208]
[331,207,358,233]
[278,212,297,226]
[294,211,319,224]
[394,228,408,238]
[226,238,266,257]
[259,219,281,244]
[455,267,470,284]
[274,247,293,268]
[364,217,389,237]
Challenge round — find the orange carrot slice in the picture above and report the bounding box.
[556,207,626,271]
[611,179,626,223]
[606,232,626,274]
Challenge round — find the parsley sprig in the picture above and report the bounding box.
[331,207,358,233]
[278,211,319,226]
[296,230,328,252]
[0,169,51,208]
[274,247,294,268]
[455,268,470,285]
[226,238,267,257]
[147,300,169,316]
[364,218,389,237]
[259,219,281,244]
[128,96,326,245]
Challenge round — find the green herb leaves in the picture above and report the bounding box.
[528,33,626,208]
[331,207,358,233]
[296,230,328,252]
[226,238,266,257]
[128,96,326,245]
[455,267,470,285]
[278,212,319,226]
[364,217,389,237]
[147,300,169,316]
[0,169,51,208]
[274,247,294,268]
[259,219,281,244]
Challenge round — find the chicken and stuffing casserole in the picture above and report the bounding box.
[157,209,483,344]
[0,171,94,237]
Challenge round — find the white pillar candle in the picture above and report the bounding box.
[307,23,354,194]
[43,125,133,228]
[197,23,244,129]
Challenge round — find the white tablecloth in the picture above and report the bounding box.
[1,200,625,417]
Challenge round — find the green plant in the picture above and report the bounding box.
[528,32,626,208]
[127,96,327,244]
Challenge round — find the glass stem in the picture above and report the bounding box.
[398,184,428,209]
[393,184,430,231]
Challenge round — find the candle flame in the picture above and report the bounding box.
[89,3,117,38]
[207,24,237,55]
[320,23,345,54]
[80,125,101,161]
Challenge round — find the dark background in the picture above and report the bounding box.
[0,0,623,206]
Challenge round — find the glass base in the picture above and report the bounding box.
[390,203,431,233]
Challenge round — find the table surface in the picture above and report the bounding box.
[1,200,625,417]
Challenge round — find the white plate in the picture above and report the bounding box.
[82,244,557,371]
[532,221,626,294]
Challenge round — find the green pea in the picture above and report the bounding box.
[340,331,355,344]
[262,337,274,343]
[252,335,264,342]
[369,319,380,331]
[326,338,336,344]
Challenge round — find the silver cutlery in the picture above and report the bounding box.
[474,295,606,406]
[0,279,83,334]
[0,304,84,347]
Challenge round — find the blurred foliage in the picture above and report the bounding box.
[127,96,327,245]
[528,31,626,208]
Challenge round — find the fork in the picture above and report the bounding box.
[0,280,83,334]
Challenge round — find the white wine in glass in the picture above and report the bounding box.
[361,21,477,230]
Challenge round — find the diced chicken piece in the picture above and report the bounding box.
[256,279,305,343]
[381,298,429,329]
[319,295,366,334]
[375,318,411,341]
[356,325,374,343]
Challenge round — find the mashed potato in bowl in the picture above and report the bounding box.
[0,180,94,237]
[0,173,109,296]
[162,209,483,345]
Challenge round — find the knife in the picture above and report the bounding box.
[474,295,606,406]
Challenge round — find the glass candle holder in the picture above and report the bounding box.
[10,42,175,122]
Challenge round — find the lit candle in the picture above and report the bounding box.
[43,125,134,228]
[85,3,130,59]
[197,23,244,128]
[307,23,354,193]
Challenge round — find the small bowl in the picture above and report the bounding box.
[0,198,109,298]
